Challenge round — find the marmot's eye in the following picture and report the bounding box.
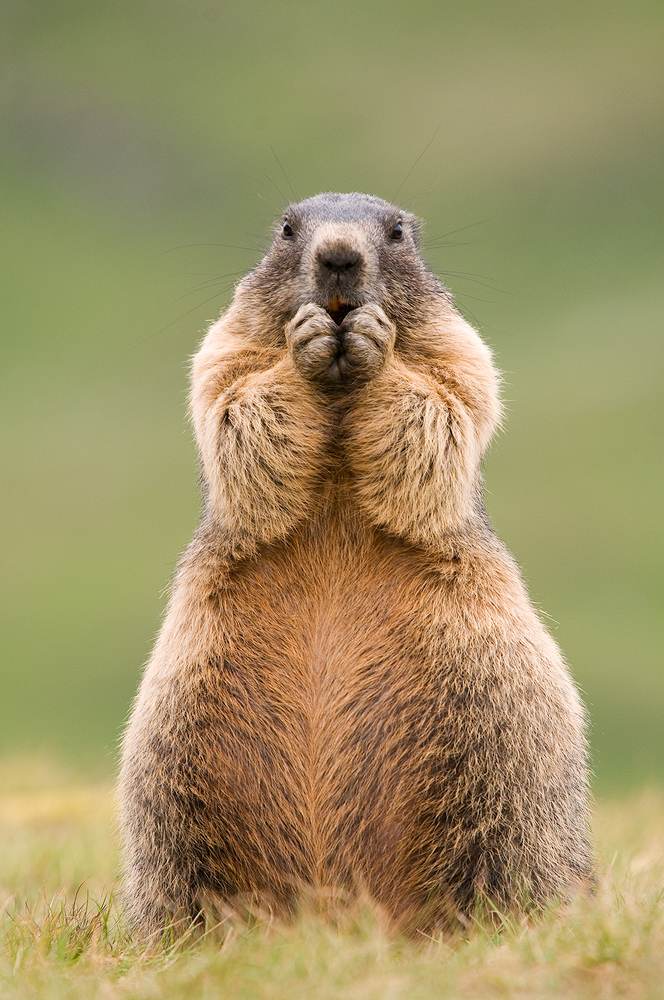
[390,222,403,241]
[282,221,294,239]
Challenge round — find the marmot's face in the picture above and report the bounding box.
[244,192,442,339]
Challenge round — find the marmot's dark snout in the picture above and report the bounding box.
[315,240,366,325]
[317,244,362,275]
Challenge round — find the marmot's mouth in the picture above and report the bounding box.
[326,298,354,327]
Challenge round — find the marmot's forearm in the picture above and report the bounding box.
[191,333,331,552]
[343,315,500,547]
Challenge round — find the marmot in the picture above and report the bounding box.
[119,192,593,937]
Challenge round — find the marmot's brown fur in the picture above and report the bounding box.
[119,192,593,937]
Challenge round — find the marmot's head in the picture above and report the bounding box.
[240,192,446,342]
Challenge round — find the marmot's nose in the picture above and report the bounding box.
[317,246,362,275]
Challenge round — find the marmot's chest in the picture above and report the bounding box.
[222,499,455,690]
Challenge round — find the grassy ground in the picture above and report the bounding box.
[1,760,663,999]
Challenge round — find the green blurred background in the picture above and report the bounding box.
[1,1,662,791]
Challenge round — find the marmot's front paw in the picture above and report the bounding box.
[286,302,396,388]
[338,303,396,384]
[286,304,340,384]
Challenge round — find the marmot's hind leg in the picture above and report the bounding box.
[119,700,226,940]
[423,627,594,926]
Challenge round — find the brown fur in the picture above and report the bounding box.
[119,193,593,938]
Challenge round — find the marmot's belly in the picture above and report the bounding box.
[205,523,450,897]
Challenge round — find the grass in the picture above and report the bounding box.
[1,759,663,999]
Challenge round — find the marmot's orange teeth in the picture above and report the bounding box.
[326,298,353,327]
